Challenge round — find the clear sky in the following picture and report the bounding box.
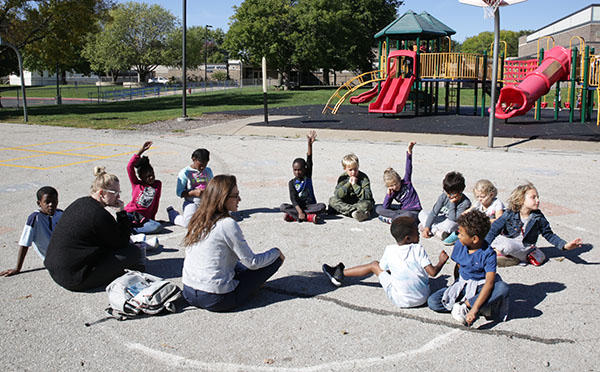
[118,0,595,42]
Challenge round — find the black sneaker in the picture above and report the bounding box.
[322,263,345,287]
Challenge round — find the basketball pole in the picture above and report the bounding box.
[488,7,500,148]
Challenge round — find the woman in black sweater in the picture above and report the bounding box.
[44,167,144,291]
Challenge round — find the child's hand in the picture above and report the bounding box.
[349,176,357,185]
[439,250,449,263]
[387,187,394,195]
[138,141,153,155]
[307,130,317,145]
[422,227,432,238]
[298,211,306,221]
[0,268,19,277]
[407,141,416,154]
[113,199,125,212]
[564,238,583,250]
[465,308,477,326]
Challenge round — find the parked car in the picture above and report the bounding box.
[148,77,169,84]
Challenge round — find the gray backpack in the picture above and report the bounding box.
[105,270,182,320]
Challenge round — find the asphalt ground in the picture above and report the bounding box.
[0,117,598,371]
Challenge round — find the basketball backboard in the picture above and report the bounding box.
[458,0,527,6]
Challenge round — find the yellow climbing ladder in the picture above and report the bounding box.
[322,69,384,114]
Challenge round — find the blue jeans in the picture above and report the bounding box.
[132,219,163,234]
[428,280,510,315]
[183,257,283,312]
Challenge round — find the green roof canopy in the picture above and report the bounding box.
[374,10,456,40]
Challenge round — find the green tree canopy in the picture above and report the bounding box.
[83,1,179,83]
[461,30,532,57]
[0,0,113,77]
[166,26,227,70]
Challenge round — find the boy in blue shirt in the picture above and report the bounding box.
[427,209,509,326]
[0,186,62,277]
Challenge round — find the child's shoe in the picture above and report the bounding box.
[527,246,546,266]
[351,210,369,222]
[322,263,345,287]
[144,236,160,250]
[130,233,146,243]
[442,231,459,246]
[166,206,176,224]
[306,213,320,224]
[496,253,520,267]
[378,215,392,224]
[283,213,296,222]
[451,302,469,326]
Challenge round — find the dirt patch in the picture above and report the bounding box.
[132,113,251,133]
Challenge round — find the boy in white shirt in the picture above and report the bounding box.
[1,186,62,276]
[322,217,448,308]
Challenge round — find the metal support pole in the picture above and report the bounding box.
[582,45,590,122]
[181,0,187,118]
[487,9,500,148]
[262,57,268,124]
[569,48,577,123]
[1,40,28,121]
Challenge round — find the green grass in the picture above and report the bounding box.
[0,87,336,129]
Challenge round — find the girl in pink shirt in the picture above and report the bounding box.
[125,141,163,234]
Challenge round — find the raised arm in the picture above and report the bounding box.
[424,250,449,277]
[404,141,416,182]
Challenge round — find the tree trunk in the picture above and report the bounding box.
[323,69,330,86]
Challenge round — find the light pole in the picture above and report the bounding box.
[0,37,28,122]
[179,0,189,120]
[204,24,212,94]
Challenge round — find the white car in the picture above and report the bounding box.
[148,77,169,84]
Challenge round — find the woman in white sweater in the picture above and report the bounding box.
[182,175,285,311]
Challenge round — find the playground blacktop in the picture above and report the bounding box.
[0,110,599,371]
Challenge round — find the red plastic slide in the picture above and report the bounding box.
[349,84,381,104]
[369,50,416,114]
[495,46,571,119]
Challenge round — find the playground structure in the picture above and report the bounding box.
[323,10,600,125]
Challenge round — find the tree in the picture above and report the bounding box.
[165,26,227,69]
[461,30,532,57]
[83,2,179,83]
[0,0,113,78]
[225,0,297,86]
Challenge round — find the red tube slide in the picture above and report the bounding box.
[495,46,571,119]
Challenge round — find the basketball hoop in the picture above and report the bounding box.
[483,0,502,18]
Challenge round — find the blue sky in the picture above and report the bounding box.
[118,0,594,42]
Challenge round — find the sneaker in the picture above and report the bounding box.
[378,215,392,224]
[144,236,160,250]
[351,210,369,222]
[166,206,176,224]
[442,231,459,246]
[322,263,345,287]
[451,302,469,326]
[283,213,296,222]
[130,233,146,243]
[496,253,520,267]
[306,213,319,224]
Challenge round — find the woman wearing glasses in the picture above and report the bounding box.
[182,175,285,311]
[44,166,144,291]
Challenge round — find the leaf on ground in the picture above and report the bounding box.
[264,358,275,364]
[16,294,32,300]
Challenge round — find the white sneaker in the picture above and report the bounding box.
[130,233,146,243]
[451,302,469,326]
[144,236,160,250]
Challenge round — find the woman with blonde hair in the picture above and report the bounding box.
[45,167,144,291]
[182,174,284,311]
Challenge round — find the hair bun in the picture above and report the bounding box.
[93,166,107,177]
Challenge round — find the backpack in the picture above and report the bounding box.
[105,270,182,320]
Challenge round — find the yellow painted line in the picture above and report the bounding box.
[0,141,67,151]
[0,151,137,170]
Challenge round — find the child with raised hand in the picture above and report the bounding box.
[469,179,504,223]
[375,141,422,224]
[428,210,510,326]
[167,148,213,228]
[280,130,326,223]
[485,182,582,267]
[1,187,62,277]
[322,217,448,308]
[419,171,471,245]
[328,153,375,222]
[125,141,163,235]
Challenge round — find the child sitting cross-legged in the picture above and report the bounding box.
[428,209,510,326]
[280,130,326,223]
[419,171,471,245]
[375,141,422,224]
[322,216,448,308]
[328,153,375,222]
[485,182,582,267]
